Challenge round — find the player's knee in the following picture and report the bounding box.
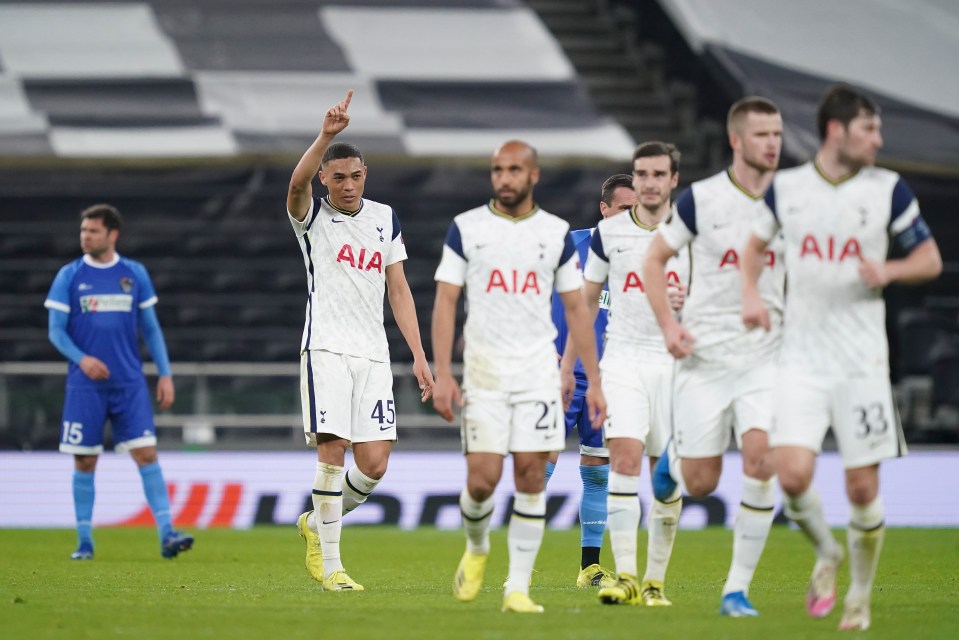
[777,469,811,497]
[466,477,497,502]
[742,453,774,481]
[846,478,878,506]
[358,459,388,481]
[685,476,718,496]
[74,455,97,473]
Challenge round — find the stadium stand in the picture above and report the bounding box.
[1,0,957,447]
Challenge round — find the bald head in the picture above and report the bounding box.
[490,140,540,215]
[492,139,538,167]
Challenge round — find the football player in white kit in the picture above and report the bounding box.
[432,140,607,614]
[643,97,785,617]
[741,84,942,631]
[287,91,435,591]
[563,142,688,606]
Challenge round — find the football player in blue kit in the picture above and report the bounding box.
[45,204,193,560]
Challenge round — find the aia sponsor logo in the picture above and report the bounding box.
[621,271,680,292]
[718,250,777,269]
[799,235,862,262]
[336,244,383,272]
[486,269,541,294]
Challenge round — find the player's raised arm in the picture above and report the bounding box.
[287,90,353,221]
[741,233,772,332]
[431,281,463,422]
[643,234,694,358]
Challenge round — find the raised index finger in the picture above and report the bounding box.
[342,89,353,111]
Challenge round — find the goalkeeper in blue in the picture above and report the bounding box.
[45,204,193,560]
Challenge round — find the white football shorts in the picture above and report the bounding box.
[672,357,774,458]
[461,387,565,455]
[600,352,673,458]
[771,368,907,468]
[300,349,396,445]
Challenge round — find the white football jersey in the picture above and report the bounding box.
[583,208,689,361]
[753,162,931,375]
[434,201,582,392]
[290,195,407,362]
[658,169,785,367]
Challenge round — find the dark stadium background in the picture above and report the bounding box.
[1,0,956,459]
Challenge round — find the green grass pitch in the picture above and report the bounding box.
[3,526,957,639]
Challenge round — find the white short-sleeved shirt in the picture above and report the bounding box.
[658,169,785,367]
[753,162,933,375]
[289,195,407,362]
[434,201,582,392]
[583,207,689,361]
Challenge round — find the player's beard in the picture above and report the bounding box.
[496,182,532,208]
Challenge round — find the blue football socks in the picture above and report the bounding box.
[138,462,173,540]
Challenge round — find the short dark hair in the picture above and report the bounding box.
[80,204,122,231]
[633,140,681,174]
[727,96,780,134]
[816,84,879,141]
[601,174,634,205]
[321,142,364,166]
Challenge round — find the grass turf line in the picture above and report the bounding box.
[2,526,957,640]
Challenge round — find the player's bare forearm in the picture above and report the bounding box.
[430,283,461,377]
[741,234,769,295]
[287,132,335,221]
[560,289,600,383]
[741,234,771,331]
[387,268,435,401]
[883,238,943,285]
[642,236,678,331]
[386,263,428,362]
[562,280,602,368]
[430,283,462,421]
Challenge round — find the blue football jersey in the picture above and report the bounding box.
[45,254,157,388]
[551,228,608,390]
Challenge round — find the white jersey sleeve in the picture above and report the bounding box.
[753,188,781,243]
[434,222,467,286]
[554,231,583,293]
[583,228,610,284]
[386,210,408,266]
[658,188,697,251]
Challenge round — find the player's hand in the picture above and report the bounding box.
[663,319,695,359]
[322,90,353,136]
[156,375,175,410]
[78,355,110,381]
[667,283,687,313]
[585,384,607,429]
[560,366,576,411]
[413,357,435,402]
[741,290,770,332]
[432,373,462,423]
[858,257,889,288]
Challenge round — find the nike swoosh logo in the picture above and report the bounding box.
[331,219,345,224]
[379,425,394,431]
[613,247,629,254]
[322,519,340,525]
